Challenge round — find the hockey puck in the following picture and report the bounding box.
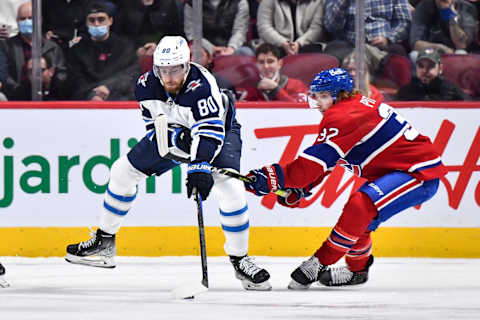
[184,296,195,299]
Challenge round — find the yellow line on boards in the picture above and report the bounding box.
[0,227,479,258]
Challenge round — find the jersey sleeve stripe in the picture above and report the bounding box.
[408,157,442,172]
[298,152,329,172]
[194,131,225,142]
[303,143,341,169]
[326,140,346,158]
[191,118,224,130]
[345,114,407,167]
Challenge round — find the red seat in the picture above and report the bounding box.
[280,53,339,85]
[375,54,412,89]
[212,55,259,89]
[441,54,480,97]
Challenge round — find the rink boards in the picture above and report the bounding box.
[0,102,479,257]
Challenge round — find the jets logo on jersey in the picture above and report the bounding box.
[185,79,202,93]
[138,72,149,87]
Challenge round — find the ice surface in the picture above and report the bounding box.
[0,257,479,320]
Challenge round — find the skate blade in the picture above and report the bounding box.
[65,253,116,268]
[0,276,10,288]
[171,281,208,299]
[241,279,272,291]
[287,279,312,290]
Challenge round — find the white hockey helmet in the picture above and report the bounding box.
[153,36,191,80]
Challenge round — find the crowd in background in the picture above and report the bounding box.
[0,0,479,102]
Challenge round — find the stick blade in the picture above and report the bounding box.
[171,281,208,300]
[154,114,169,157]
[0,276,10,288]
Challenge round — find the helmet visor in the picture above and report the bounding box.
[307,95,320,109]
[154,65,185,78]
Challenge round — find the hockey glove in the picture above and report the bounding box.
[168,124,192,153]
[186,161,214,200]
[244,163,284,196]
[277,188,313,208]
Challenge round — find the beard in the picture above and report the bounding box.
[164,81,183,95]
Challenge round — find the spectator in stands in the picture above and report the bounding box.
[0,0,24,40]
[0,49,7,101]
[409,0,479,60]
[247,0,261,41]
[113,0,182,63]
[42,0,92,53]
[323,0,411,71]
[341,51,385,102]
[183,0,254,56]
[189,40,236,93]
[0,1,68,100]
[8,55,67,100]
[68,2,139,100]
[256,0,325,55]
[240,42,308,101]
[395,48,467,100]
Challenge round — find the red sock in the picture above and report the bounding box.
[346,231,372,272]
[315,192,377,266]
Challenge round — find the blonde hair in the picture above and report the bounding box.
[336,89,364,102]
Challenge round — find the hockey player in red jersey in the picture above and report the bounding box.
[244,67,447,289]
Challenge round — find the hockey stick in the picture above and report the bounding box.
[171,190,209,299]
[154,115,287,198]
[195,191,209,289]
[212,168,288,197]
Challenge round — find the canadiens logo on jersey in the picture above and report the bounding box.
[138,72,149,87]
[337,159,362,176]
[185,79,202,93]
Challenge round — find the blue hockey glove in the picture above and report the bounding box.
[244,164,284,196]
[277,188,313,208]
[186,161,214,200]
[168,124,192,153]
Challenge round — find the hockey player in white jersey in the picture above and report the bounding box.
[65,36,271,291]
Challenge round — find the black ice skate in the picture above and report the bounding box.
[318,255,374,287]
[229,255,271,291]
[65,228,116,268]
[288,255,326,290]
[0,262,9,288]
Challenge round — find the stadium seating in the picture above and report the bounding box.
[375,54,412,89]
[441,54,480,98]
[280,53,339,85]
[212,55,259,89]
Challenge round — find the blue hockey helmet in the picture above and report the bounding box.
[309,68,354,101]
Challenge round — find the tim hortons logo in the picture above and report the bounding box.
[253,120,480,210]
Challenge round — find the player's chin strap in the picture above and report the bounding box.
[154,114,287,198]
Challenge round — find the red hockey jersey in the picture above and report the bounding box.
[283,94,447,188]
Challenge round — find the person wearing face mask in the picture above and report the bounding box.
[396,48,467,100]
[67,2,139,100]
[240,42,308,101]
[410,0,479,61]
[0,1,68,100]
